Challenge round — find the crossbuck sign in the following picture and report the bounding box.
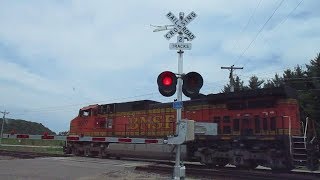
[164,11,197,41]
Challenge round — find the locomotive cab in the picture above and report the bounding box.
[78,104,98,117]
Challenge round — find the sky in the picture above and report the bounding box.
[0,0,319,133]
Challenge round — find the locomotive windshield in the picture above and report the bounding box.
[78,105,98,117]
[79,109,91,117]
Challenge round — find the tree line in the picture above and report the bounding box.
[222,53,320,132]
[0,118,56,135]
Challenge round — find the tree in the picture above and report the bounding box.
[2,119,56,135]
[264,73,284,88]
[234,76,246,91]
[222,76,246,92]
[264,80,274,88]
[283,65,307,90]
[248,76,264,90]
[222,84,231,93]
[273,73,284,87]
[278,54,320,135]
[303,53,320,130]
[306,53,320,89]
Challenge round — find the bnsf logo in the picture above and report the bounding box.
[127,114,175,130]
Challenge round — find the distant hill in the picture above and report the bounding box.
[0,118,56,135]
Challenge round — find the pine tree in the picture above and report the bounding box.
[283,65,307,90]
[222,76,246,92]
[222,84,231,93]
[273,73,284,87]
[279,54,320,134]
[304,53,320,129]
[234,76,246,91]
[263,73,284,88]
[248,76,264,90]
[306,53,320,89]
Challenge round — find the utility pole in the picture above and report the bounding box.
[0,110,9,146]
[221,65,243,92]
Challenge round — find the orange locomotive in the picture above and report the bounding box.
[66,87,319,171]
[70,100,177,138]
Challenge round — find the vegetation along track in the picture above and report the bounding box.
[0,149,70,159]
[135,165,320,180]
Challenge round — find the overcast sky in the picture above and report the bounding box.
[0,0,319,133]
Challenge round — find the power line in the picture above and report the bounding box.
[238,67,286,79]
[284,77,320,80]
[11,92,159,116]
[203,66,292,91]
[271,0,304,30]
[230,0,263,55]
[217,63,311,88]
[202,63,310,93]
[238,56,312,81]
[233,0,285,65]
[239,0,305,68]
[238,63,314,81]
[11,93,180,117]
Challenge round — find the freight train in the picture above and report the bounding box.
[64,87,319,171]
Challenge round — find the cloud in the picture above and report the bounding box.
[0,59,62,94]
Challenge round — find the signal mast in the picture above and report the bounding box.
[152,11,201,180]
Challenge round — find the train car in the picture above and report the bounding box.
[65,87,319,171]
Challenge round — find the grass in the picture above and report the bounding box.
[1,138,64,146]
[0,138,64,154]
[0,145,64,154]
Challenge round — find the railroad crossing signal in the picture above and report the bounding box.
[152,11,198,180]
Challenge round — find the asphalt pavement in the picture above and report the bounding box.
[0,156,170,180]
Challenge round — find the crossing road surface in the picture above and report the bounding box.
[0,156,170,180]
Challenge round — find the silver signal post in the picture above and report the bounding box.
[152,11,197,180]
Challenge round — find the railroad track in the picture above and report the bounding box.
[0,149,69,159]
[1,150,319,179]
[135,164,320,180]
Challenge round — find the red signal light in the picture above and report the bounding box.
[163,76,173,86]
[157,71,177,97]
